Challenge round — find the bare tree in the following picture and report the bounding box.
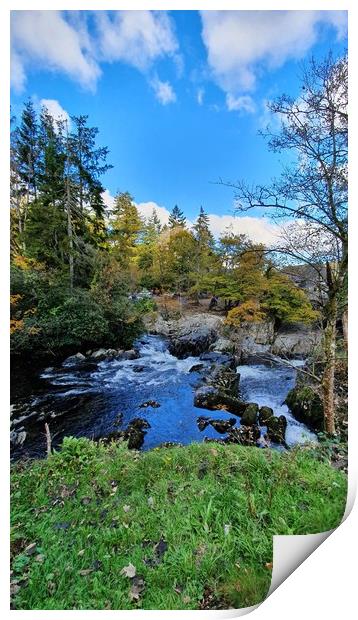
[220,54,348,435]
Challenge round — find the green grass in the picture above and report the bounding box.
[11,438,347,610]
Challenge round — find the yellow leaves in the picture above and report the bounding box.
[225,300,266,327]
[10,294,22,306]
[10,319,24,334]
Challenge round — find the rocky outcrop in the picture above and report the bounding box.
[145,313,224,358]
[271,328,322,358]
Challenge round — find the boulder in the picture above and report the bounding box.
[194,386,246,416]
[206,365,240,396]
[124,418,151,450]
[209,418,237,434]
[90,349,110,360]
[258,406,274,426]
[240,403,259,426]
[197,416,211,431]
[170,327,217,358]
[285,385,323,430]
[122,349,139,360]
[189,363,205,373]
[63,352,86,366]
[266,415,287,444]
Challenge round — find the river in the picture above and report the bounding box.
[10,335,316,460]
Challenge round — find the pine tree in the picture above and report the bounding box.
[16,99,40,204]
[111,192,143,268]
[168,204,186,228]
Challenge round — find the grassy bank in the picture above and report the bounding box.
[11,439,347,610]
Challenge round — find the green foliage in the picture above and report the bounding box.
[262,273,319,327]
[168,204,186,228]
[11,441,346,610]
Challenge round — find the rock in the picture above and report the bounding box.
[266,415,287,444]
[122,349,139,360]
[170,327,217,358]
[24,543,37,556]
[63,352,86,366]
[206,365,240,396]
[194,386,247,416]
[139,400,160,408]
[240,403,259,426]
[10,430,27,446]
[271,329,322,358]
[209,418,237,434]
[129,418,151,430]
[197,416,211,431]
[226,425,261,446]
[132,365,145,373]
[199,352,236,369]
[258,406,274,425]
[189,363,205,373]
[211,337,234,354]
[91,348,110,360]
[285,385,323,430]
[89,348,120,361]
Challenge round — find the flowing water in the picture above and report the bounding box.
[11,335,316,460]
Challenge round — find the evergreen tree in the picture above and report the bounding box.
[168,204,186,228]
[193,206,214,247]
[110,192,143,268]
[16,99,40,203]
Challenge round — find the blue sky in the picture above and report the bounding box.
[10,10,347,243]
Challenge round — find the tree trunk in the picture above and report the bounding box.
[321,296,337,435]
[65,124,74,293]
[66,178,74,293]
[342,306,348,352]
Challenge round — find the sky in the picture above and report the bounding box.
[10,9,347,244]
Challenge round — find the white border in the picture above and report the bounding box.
[1,2,356,619]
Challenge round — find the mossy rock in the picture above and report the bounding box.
[285,385,323,431]
[266,415,287,445]
[258,406,274,425]
[194,386,247,416]
[241,403,259,426]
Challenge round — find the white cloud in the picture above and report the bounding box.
[102,190,280,245]
[40,99,70,124]
[11,10,179,96]
[200,10,347,96]
[207,214,280,245]
[226,93,256,114]
[11,10,100,92]
[150,77,177,105]
[136,201,170,226]
[94,10,178,71]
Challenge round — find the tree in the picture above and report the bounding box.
[168,204,186,228]
[222,54,348,434]
[190,206,216,299]
[110,192,143,271]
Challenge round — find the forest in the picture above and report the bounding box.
[11,103,318,357]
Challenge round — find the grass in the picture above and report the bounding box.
[10,438,347,610]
